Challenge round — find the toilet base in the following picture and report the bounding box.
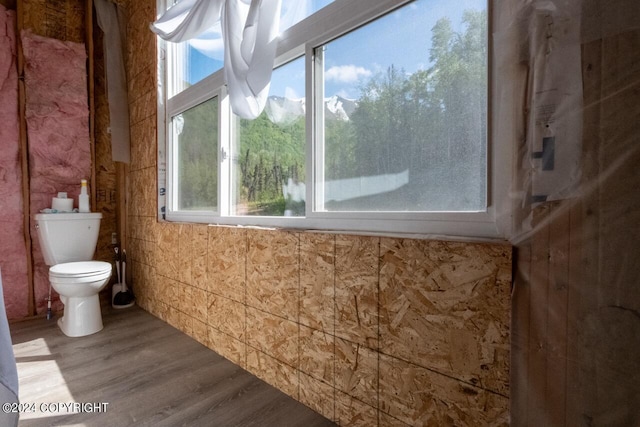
[57,294,104,337]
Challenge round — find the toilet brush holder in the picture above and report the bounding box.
[112,248,134,309]
[111,283,122,304]
[112,279,134,309]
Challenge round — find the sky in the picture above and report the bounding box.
[177,0,485,102]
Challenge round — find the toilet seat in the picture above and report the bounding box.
[50,261,112,284]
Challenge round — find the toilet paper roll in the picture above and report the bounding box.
[52,197,74,212]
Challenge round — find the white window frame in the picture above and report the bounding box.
[157,0,509,240]
[164,72,228,223]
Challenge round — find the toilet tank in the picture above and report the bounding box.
[34,213,102,266]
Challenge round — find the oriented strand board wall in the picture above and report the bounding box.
[123,1,512,425]
[22,0,85,43]
[129,226,511,426]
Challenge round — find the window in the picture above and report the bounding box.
[166,0,333,97]
[171,96,218,211]
[167,31,223,97]
[232,57,306,217]
[159,0,504,238]
[315,5,487,213]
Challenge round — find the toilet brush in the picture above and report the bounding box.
[113,249,134,308]
[111,247,122,306]
[46,284,53,320]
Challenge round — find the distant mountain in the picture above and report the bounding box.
[264,95,357,125]
[324,95,357,121]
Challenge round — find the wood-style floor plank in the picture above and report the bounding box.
[10,306,336,427]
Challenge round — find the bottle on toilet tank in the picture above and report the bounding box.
[79,179,90,213]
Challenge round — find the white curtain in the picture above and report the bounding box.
[150,0,282,120]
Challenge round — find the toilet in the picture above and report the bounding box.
[34,212,112,337]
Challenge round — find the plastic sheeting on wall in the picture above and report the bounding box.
[493,0,640,425]
[0,5,29,320]
[21,30,91,315]
[94,0,131,163]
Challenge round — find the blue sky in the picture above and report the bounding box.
[181,0,485,101]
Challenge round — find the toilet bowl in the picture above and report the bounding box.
[34,212,112,337]
[50,261,112,337]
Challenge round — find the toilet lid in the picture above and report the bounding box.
[50,261,112,279]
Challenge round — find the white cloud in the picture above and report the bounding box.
[325,65,372,83]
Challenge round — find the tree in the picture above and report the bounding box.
[237,113,305,214]
[325,8,487,210]
[226,8,488,212]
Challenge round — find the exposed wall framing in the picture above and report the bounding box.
[16,0,34,316]
[10,0,116,317]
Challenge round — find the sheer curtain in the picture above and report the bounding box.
[150,0,282,119]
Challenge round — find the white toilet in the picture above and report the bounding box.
[34,212,112,337]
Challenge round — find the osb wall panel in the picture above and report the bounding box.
[379,239,511,397]
[335,235,379,347]
[22,0,84,43]
[300,372,335,421]
[246,346,298,398]
[379,353,508,426]
[335,337,378,408]
[124,0,512,425]
[246,229,299,321]
[207,226,246,303]
[124,0,154,89]
[131,222,512,426]
[299,324,334,385]
[300,233,335,332]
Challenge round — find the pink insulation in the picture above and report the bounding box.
[21,30,91,315]
[0,6,29,320]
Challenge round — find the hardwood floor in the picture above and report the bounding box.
[9,306,337,427]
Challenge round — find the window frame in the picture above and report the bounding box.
[157,0,509,239]
[164,72,228,223]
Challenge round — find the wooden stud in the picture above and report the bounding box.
[17,0,35,317]
[566,196,585,425]
[511,240,531,425]
[526,204,550,426]
[86,0,96,211]
[546,200,570,426]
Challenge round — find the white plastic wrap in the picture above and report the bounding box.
[494,0,640,424]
